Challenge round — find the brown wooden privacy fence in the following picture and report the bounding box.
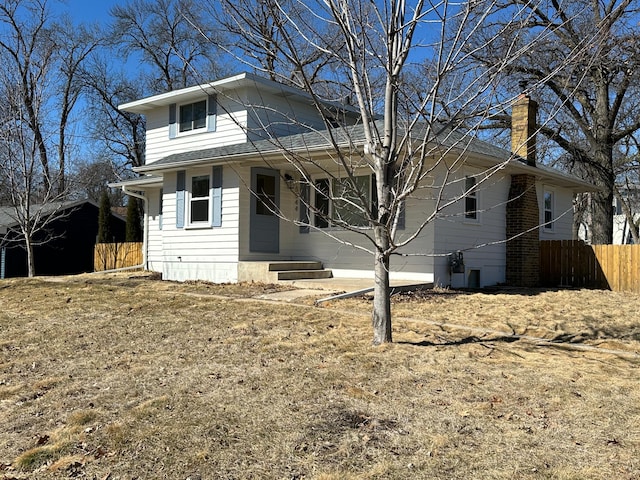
[540,240,640,293]
[94,242,143,272]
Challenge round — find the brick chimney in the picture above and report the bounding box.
[506,93,540,287]
[510,94,538,166]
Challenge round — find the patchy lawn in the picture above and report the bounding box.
[0,273,638,479]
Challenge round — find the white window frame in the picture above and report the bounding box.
[543,189,555,231]
[187,171,212,227]
[178,99,208,135]
[463,174,480,223]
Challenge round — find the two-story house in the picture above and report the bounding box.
[111,72,596,288]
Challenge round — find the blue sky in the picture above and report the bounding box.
[57,0,121,23]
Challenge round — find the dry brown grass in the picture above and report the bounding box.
[0,273,639,479]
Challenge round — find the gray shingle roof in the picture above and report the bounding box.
[133,120,596,192]
[135,121,510,173]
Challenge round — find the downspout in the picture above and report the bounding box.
[121,186,148,270]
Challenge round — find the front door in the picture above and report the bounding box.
[250,167,280,253]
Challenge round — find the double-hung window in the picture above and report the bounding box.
[175,167,223,228]
[543,190,554,231]
[464,175,478,221]
[190,174,211,224]
[169,95,217,138]
[180,100,207,133]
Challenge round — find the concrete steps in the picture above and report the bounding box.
[238,261,333,283]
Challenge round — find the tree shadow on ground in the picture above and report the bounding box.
[398,331,640,360]
[390,285,609,302]
[398,335,521,348]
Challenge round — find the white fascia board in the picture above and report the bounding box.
[108,175,163,189]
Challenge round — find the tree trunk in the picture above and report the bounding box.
[583,141,615,244]
[25,236,35,277]
[372,244,392,345]
[590,189,614,244]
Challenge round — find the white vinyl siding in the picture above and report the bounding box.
[160,168,240,283]
[434,165,510,288]
[144,97,249,165]
[245,89,341,139]
[146,188,164,273]
[538,184,572,241]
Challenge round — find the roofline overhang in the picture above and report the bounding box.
[108,175,163,190]
[119,72,361,116]
[133,144,346,174]
[507,159,600,193]
[135,148,598,194]
[461,150,599,193]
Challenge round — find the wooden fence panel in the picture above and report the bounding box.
[540,240,640,293]
[94,242,143,272]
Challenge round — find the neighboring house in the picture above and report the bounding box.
[577,188,639,245]
[0,200,126,278]
[613,188,639,244]
[112,72,595,288]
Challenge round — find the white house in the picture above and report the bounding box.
[112,72,595,288]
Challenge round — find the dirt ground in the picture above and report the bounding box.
[0,273,638,479]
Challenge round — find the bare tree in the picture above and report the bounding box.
[0,0,56,193]
[81,56,147,169]
[0,0,95,275]
[0,81,67,276]
[464,0,640,244]
[110,0,224,93]
[54,18,101,194]
[206,0,347,93]
[196,0,580,344]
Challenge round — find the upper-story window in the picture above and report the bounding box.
[169,94,217,139]
[180,100,207,132]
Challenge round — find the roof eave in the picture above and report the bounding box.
[108,175,164,189]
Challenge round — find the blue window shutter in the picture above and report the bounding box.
[176,171,185,228]
[169,103,177,139]
[211,166,223,227]
[299,182,309,233]
[207,94,217,132]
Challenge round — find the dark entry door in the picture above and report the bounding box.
[250,167,280,253]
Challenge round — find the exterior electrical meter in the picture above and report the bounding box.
[449,251,464,274]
